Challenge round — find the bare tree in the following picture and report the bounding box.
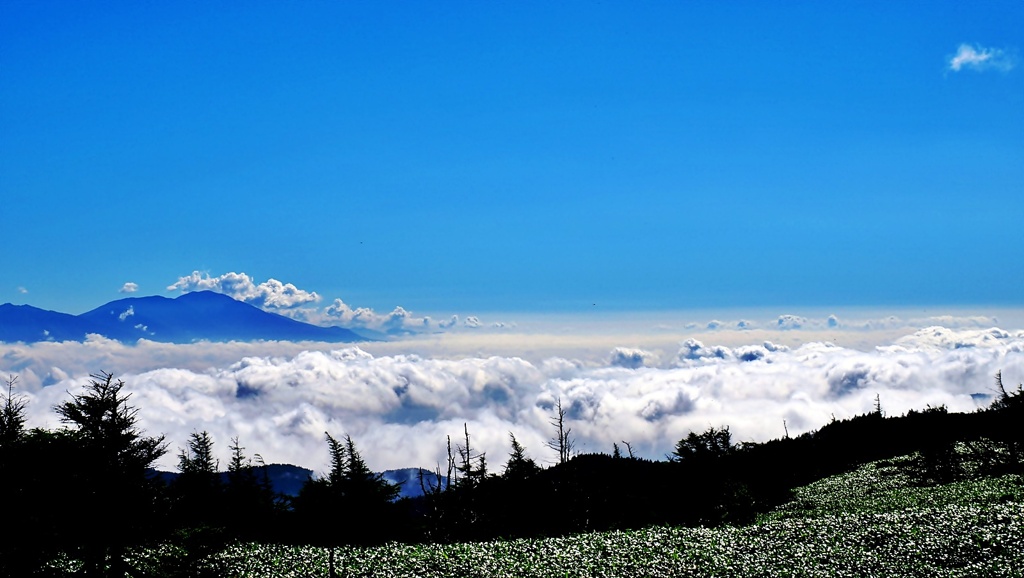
[420,435,456,496]
[621,440,636,459]
[546,397,575,464]
[456,423,487,489]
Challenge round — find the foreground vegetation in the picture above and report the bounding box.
[3,371,1023,575]
[194,455,1024,577]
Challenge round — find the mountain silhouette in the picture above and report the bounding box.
[151,464,445,500]
[0,291,366,343]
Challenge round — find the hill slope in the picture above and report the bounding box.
[208,455,1024,577]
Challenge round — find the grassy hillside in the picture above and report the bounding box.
[185,450,1024,578]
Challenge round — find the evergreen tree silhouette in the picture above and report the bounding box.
[224,436,279,540]
[173,430,224,526]
[0,374,26,447]
[54,372,168,577]
[294,432,400,545]
[670,425,734,465]
[503,432,539,482]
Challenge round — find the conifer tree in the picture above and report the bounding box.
[670,425,734,465]
[989,370,1024,468]
[179,430,218,476]
[174,430,224,530]
[295,432,400,545]
[226,435,273,505]
[504,432,539,481]
[0,374,26,447]
[224,436,278,539]
[227,436,252,479]
[0,374,41,575]
[54,372,168,577]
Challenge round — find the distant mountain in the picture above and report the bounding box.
[0,303,90,342]
[0,291,367,344]
[152,464,444,500]
[380,468,448,499]
[261,463,315,497]
[151,463,314,497]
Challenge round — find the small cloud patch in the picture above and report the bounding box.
[610,347,653,369]
[948,43,1016,72]
[777,315,807,330]
[119,306,135,322]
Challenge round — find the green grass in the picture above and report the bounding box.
[202,454,1024,577]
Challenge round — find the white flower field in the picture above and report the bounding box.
[197,455,1024,577]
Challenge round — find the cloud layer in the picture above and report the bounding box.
[162,271,1008,340]
[6,325,1023,475]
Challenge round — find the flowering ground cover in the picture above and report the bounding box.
[201,453,1024,578]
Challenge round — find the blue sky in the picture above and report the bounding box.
[3,1,1022,317]
[3,2,1024,471]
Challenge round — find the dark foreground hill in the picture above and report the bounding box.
[0,291,366,343]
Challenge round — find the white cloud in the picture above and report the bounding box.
[168,271,321,309]
[948,43,1016,72]
[318,298,509,335]
[609,347,653,369]
[675,338,735,365]
[119,306,134,321]
[673,338,790,366]
[167,271,503,335]
[120,282,139,293]
[776,315,807,330]
[691,313,999,334]
[171,270,976,342]
[320,299,443,333]
[7,318,1023,475]
[17,287,28,294]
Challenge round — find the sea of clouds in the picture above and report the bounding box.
[5,321,1023,475]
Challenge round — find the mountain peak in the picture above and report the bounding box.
[1,292,366,344]
[176,290,235,302]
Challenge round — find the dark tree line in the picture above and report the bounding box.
[1,373,169,577]
[2,372,1024,575]
[0,373,287,577]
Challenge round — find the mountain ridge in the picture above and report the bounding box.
[0,291,366,344]
[151,464,444,500]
